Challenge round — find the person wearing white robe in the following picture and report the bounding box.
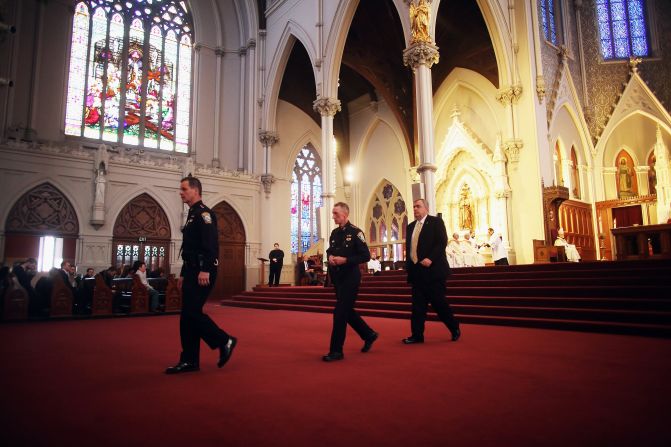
[447,232,465,268]
[461,233,485,267]
[554,228,581,262]
[486,227,509,265]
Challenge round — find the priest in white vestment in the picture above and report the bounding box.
[447,233,465,268]
[461,233,485,266]
[554,228,581,262]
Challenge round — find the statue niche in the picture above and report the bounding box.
[458,184,475,231]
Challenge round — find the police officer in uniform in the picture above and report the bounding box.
[165,176,237,374]
[323,202,379,362]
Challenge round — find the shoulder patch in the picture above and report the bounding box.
[201,212,212,224]
[357,231,366,243]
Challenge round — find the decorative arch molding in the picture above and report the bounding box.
[610,145,641,168]
[206,193,251,240]
[436,162,491,233]
[550,103,593,168]
[5,183,80,236]
[113,193,171,239]
[105,187,179,238]
[264,22,320,131]
[354,117,411,176]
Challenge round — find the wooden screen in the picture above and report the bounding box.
[211,201,246,298]
[557,199,597,261]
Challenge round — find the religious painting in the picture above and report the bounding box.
[615,149,638,199]
[648,152,656,195]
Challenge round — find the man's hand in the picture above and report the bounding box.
[198,271,210,286]
[328,255,347,266]
[178,276,184,290]
[420,258,432,267]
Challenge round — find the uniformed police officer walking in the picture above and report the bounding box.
[165,176,237,374]
[323,202,379,362]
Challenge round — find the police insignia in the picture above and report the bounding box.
[357,231,366,242]
[202,212,212,224]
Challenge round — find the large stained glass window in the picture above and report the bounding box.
[290,144,322,254]
[540,0,558,45]
[596,0,649,60]
[65,1,193,152]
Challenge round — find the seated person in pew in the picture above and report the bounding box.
[298,256,318,285]
[132,261,160,312]
[554,228,581,262]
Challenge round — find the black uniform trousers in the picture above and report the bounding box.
[329,272,374,353]
[269,264,282,286]
[179,269,230,365]
[410,274,459,338]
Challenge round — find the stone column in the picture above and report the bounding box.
[259,130,279,195]
[654,125,671,223]
[403,42,439,214]
[313,96,341,240]
[212,47,224,167]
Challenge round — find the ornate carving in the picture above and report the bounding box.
[403,42,440,70]
[496,85,523,105]
[312,97,342,117]
[212,201,246,243]
[258,131,279,147]
[409,0,432,44]
[261,173,275,194]
[537,74,547,102]
[113,194,171,239]
[6,183,79,235]
[629,56,642,74]
[503,139,524,163]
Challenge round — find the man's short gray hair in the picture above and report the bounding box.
[413,198,429,208]
[334,202,350,214]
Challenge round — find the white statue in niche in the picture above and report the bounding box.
[94,163,107,205]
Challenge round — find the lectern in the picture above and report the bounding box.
[257,257,269,286]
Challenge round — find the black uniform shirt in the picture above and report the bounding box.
[269,249,285,266]
[327,221,370,277]
[181,200,218,275]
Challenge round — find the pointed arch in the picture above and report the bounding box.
[290,143,323,254]
[264,22,320,132]
[5,182,80,236]
[364,179,408,261]
[211,200,246,298]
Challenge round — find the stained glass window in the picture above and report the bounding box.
[540,0,558,45]
[366,182,407,261]
[65,1,193,152]
[596,0,649,59]
[290,144,322,254]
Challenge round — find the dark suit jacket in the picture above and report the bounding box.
[297,259,316,278]
[405,215,450,284]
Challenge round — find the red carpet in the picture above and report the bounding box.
[2,305,671,446]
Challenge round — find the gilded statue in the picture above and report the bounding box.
[617,157,634,198]
[409,0,431,44]
[458,184,474,231]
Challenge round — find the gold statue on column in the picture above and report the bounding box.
[409,0,431,44]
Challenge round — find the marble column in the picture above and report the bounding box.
[313,96,341,240]
[403,42,439,214]
[654,125,671,223]
[259,130,279,195]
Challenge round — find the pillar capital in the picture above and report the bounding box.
[258,130,279,147]
[313,97,341,117]
[260,174,275,195]
[503,139,524,164]
[403,42,440,70]
[496,85,523,106]
[416,163,438,174]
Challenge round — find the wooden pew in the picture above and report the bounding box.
[164,275,182,311]
[3,275,29,320]
[50,274,73,317]
[130,275,149,313]
[91,274,113,315]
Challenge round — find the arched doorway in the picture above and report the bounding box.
[211,201,246,298]
[4,183,79,268]
[112,194,171,275]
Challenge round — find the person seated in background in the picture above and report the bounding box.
[461,233,485,267]
[367,254,382,275]
[447,232,465,268]
[100,266,118,288]
[554,228,581,262]
[83,268,95,280]
[298,256,318,285]
[132,260,160,312]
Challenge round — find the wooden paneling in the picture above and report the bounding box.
[558,200,596,261]
[211,201,246,298]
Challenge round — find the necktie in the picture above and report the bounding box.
[410,220,423,264]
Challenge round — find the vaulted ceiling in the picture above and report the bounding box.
[278,0,498,168]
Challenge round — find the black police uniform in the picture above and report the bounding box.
[326,221,376,354]
[179,200,230,365]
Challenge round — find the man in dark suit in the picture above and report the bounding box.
[268,243,284,286]
[297,255,318,285]
[403,198,460,344]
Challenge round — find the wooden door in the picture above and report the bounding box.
[211,201,246,298]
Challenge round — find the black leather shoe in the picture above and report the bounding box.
[165,362,199,374]
[361,332,379,353]
[402,336,424,344]
[322,352,344,362]
[451,328,461,342]
[218,336,238,368]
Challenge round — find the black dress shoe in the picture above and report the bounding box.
[402,336,424,344]
[165,362,199,374]
[322,352,344,362]
[361,332,379,353]
[451,328,461,342]
[218,336,238,368]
